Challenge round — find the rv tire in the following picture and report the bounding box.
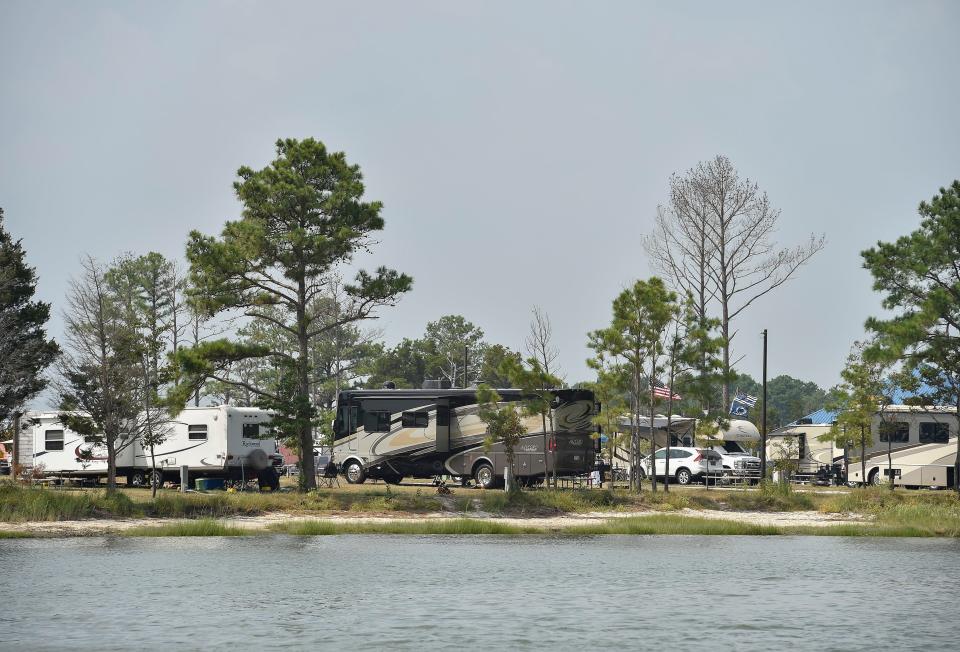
[128,470,148,488]
[258,468,280,491]
[473,462,497,489]
[382,472,403,485]
[344,460,366,484]
[869,469,883,486]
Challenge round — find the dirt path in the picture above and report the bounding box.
[0,508,870,536]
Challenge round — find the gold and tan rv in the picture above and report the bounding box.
[331,384,597,488]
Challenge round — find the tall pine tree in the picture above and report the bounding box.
[0,208,59,423]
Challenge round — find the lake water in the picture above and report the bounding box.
[2,535,959,650]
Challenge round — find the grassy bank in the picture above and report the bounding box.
[2,482,958,538]
[0,482,814,522]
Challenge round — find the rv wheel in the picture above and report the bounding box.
[383,472,403,485]
[149,469,164,489]
[128,470,147,487]
[258,468,280,491]
[344,461,366,484]
[473,462,496,489]
[870,469,884,486]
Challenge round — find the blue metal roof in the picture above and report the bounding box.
[789,408,837,426]
[788,379,946,427]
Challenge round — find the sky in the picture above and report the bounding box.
[1,0,958,393]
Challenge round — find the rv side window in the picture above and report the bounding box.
[879,422,910,443]
[919,422,949,444]
[45,429,64,451]
[242,423,261,439]
[402,411,429,428]
[188,425,208,440]
[363,411,391,433]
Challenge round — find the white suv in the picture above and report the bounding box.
[640,447,723,485]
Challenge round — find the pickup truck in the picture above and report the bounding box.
[710,442,761,482]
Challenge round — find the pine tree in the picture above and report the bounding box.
[0,208,59,423]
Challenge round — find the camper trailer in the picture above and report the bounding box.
[15,406,283,489]
[331,384,597,488]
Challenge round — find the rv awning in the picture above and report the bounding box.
[616,415,696,436]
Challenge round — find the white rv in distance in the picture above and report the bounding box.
[769,406,958,488]
[15,406,283,489]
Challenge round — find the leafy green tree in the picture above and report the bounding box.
[364,338,431,389]
[105,252,180,495]
[862,180,960,493]
[174,138,412,489]
[476,384,527,492]
[589,278,679,492]
[586,348,630,485]
[820,341,886,485]
[0,208,60,425]
[501,355,562,488]
[479,344,518,387]
[57,256,164,492]
[661,295,725,491]
[424,315,487,387]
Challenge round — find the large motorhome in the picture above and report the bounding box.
[15,406,283,489]
[331,384,597,488]
[769,406,958,488]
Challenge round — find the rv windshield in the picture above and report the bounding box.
[722,442,747,454]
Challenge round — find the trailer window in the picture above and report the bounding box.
[45,430,64,451]
[879,422,910,443]
[188,425,208,440]
[363,411,391,433]
[402,411,429,428]
[919,422,949,444]
[242,423,262,439]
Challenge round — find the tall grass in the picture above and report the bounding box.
[124,519,251,537]
[0,484,136,521]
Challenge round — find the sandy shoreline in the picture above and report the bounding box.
[0,508,870,536]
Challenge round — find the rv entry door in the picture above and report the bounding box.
[435,402,450,454]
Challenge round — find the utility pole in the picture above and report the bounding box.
[760,329,768,480]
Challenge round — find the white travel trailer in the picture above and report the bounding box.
[15,406,283,489]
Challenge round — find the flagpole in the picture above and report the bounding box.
[760,329,768,480]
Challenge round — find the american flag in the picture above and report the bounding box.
[735,390,758,407]
[653,380,681,401]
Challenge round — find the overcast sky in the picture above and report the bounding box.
[2,0,958,392]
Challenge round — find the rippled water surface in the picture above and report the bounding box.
[2,535,959,650]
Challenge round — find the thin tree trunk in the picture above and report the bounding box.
[150,444,157,499]
[955,397,960,496]
[860,425,866,487]
[106,438,116,492]
[297,279,317,491]
[649,349,658,493]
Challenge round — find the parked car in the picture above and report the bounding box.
[640,447,723,485]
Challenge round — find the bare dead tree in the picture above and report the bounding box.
[525,305,562,486]
[646,155,825,408]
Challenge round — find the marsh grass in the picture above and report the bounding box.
[0,484,136,521]
[123,519,250,537]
